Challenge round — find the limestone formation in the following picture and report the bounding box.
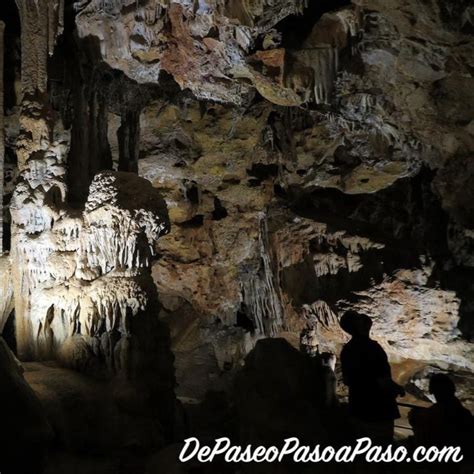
[74,0,362,106]
[7,0,176,439]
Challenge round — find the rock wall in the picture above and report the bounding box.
[128,0,473,397]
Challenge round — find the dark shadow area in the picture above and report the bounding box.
[289,168,450,260]
[276,0,351,49]
[1,0,21,252]
[276,168,465,331]
[3,310,16,354]
[47,2,180,208]
[0,0,21,110]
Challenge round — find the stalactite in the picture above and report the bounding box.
[289,6,362,105]
[12,161,169,375]
[242,214,283,337]
[301,300,339,330]
[299,300,343,354]
[311,46,338,105]
[15,0,63,95]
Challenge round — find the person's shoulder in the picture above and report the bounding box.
[340,341,354,357]
[460,405,473,420]
[368,338,386,351]
[367,337,382,346]
[341,339,356,350]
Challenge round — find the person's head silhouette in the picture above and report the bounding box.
[340,311,372,338]
[429,373,456,403]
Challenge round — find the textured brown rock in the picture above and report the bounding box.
[74,0,361,106]
[15,0,63,95]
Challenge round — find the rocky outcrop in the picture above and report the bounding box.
[262,210,472,369]
[12,168,176,430]
[122,0,474,403]
[14,171,169,362]
[74,0,363,107]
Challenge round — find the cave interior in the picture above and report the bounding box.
[0,0,473,472]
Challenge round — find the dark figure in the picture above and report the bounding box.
[409,374,473,453]
[340,311,404,444]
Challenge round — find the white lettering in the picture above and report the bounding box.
[178,437,463,464]
[179,437,200,463]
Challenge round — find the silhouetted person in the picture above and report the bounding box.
[409,374,473,453]
[340,311,404,444]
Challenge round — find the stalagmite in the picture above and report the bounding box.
[11,0,66,359]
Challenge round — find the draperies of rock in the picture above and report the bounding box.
[15,0,63,96]
[241,215,283,337]
[15,172,170,360]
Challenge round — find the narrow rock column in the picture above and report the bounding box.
[15,0,63,100]
[12,0,65,359]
